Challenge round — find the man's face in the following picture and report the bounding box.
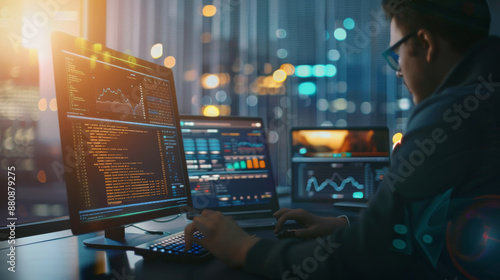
[389,18,434,104]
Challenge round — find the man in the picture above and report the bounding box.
[185,0,500,278]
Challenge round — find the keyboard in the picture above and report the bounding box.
[134,231,211,263]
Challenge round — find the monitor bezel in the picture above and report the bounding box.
[51,31,193,235]
[179,115,280,215]
[290,126,390,203]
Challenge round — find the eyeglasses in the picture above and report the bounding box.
[382,31,417,71]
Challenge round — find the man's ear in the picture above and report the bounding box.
[417,29,436,63]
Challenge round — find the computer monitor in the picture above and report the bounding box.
[179,116,279,216]
[291,127,390,205]
[51,32,191,249]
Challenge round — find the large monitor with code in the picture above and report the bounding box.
[51,32,191,249]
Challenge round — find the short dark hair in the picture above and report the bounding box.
[382,0,491,53]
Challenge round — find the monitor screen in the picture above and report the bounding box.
[291,127,390,202]
[180,116,278,214]
[51,32,191,236]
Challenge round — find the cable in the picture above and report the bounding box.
[153,214,182,223]
[127,224,170,235]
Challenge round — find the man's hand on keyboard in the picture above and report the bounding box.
[273,208,348,238]
[184,209,259,268]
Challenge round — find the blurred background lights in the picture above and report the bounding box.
[277,48,288,59]
[335,119,347,127]
[202,74,220,89]
[164,56,176,68]
[392,132,403,144]
[325,65,337,77]
[398,98,411,110]
[316,99,329,111]
[202,5,217,17]
[268,131,279,144]
[295,65,312,77]
[347,101,356,113]
[215,91,227,102]
[49,98,57,111]
[280,63,295,75]
[37,170,47,183]
[246,95,258,106]
[273,69,287,82]
[333,98,348,110]
[360,102,372,114]
[328,49,341,61]
[343,18,355,30]
[202,105,219,116]
[275,28,287,39]
[298,82,316,95]
[334,28,347,40]
[337,81,348,93]
[38,98,47,111]
[313,65,325,77]
[150,43,163,59]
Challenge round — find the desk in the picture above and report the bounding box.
[0,198,361,280]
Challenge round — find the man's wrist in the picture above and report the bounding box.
[234,235,260,267]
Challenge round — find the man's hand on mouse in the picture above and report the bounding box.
[273,208,348,238]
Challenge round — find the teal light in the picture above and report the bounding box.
[313,65,325,77]
[325,64,337,77]
[299,147,307,154]
[423,234,433,244]
[343,18,355,30]
[334,28,347,41]
[298,82,316,95]
[392,239,407,250]
[353,192,364,199]
[394,224,408,235]
[295,65,312,77]
[180,121,184,126]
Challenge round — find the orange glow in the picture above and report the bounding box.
[184,69,197,81]
[298,130,349,149]
[264,63,272,74]
[280,63,295,75]
[219,105,231,115]
[75,37,85,49]
[202,5,217,17]
[202,105,220,116]
[38,98,47,111]
[49,98,57,111]
[37,170,47,183]
[90,54,97,69]
[247,160,253,169]
[259,160,266,168]
[164,56,176,68]
[392,132,403,144]
[93,43,102,53]
[29,49,38,66]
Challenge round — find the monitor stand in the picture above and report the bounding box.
[333,202,368,208]
[83,226,162,250]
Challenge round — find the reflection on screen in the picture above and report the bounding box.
[292,129,389,201]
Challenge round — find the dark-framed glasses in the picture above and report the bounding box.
[382,31,417,71]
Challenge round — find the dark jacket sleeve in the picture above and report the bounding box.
[244,83,500,279]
